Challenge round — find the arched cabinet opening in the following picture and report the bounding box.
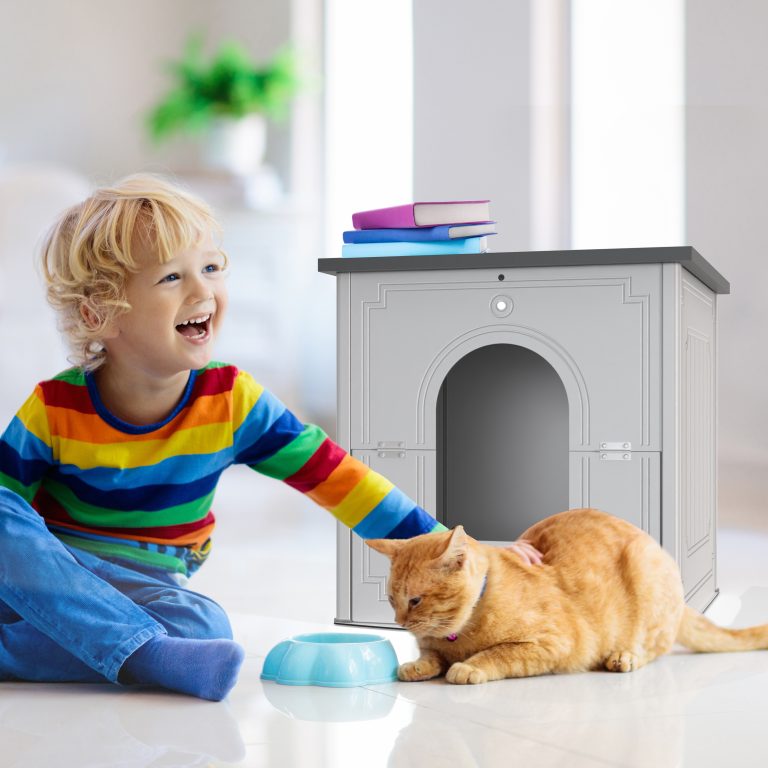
[436,344,569,541]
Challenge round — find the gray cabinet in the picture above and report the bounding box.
[320,248,729,626]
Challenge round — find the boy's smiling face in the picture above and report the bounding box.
[103,230,228,380]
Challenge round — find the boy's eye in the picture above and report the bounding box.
[203,263,221,274]
[159,273,180,284]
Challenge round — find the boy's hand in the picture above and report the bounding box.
[504,539,543,565]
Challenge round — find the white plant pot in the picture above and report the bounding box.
[201,115,267,176]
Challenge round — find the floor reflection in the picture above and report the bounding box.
[262,681,396,722]
[0,685,245,767]
[2,525,768,767]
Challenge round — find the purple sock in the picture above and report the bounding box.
[121,635,245,701]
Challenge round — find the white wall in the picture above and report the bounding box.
[413,0,534,252]
[0,0,292,183]
[686,0,768,526]
[571,0,685,249]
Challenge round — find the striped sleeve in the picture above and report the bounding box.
[0,385,54,503]
[232,371,446,539]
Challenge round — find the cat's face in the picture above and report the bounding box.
[367,527,483,639]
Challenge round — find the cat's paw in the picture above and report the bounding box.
[604,651,638,673]
[397,659,442,682]
[446,662,488,685]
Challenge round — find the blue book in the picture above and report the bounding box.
[341,237,488,258]
[343,222,496,243]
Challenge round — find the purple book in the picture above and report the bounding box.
[352,200,491,230]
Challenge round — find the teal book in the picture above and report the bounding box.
[341,236,488,258]
[343,222,496,243]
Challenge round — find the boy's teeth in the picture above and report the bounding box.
[176,313,212,339]
[179,314,211,326]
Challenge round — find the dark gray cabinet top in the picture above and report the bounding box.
[318,246,730,294]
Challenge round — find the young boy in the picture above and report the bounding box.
[0,175,539,701]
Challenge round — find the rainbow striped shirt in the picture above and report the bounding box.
[0,363,446,575]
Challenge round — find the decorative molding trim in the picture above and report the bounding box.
[683,332,714,554]
[359,275,651,449]
[570,452,656,535]
[619,278,651,447]
[416,323,590,447]
[641,454,651,534]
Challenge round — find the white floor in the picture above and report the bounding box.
[3,465,768,768]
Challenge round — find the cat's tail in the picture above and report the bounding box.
[676,606,768,652]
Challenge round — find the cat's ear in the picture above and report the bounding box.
[366,538,401,559]
[438,525,469,572]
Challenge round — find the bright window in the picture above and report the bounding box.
[324,0,413,257]
[571,0,685,248]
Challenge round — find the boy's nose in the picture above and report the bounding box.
[186,274,213,303]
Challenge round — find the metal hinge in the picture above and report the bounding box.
[599,441,632,461]
[377,441,405,458]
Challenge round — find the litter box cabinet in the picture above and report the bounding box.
[318,248,730,627]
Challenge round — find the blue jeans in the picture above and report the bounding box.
[0,487,232,684]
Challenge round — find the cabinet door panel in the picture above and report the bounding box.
[349,450,435,626]
[679,274,716,603]
[569,452,661,540]
[350,265,661,452]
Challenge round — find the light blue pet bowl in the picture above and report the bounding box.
[260,632,399,688]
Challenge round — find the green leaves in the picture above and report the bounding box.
[147,36,301,142]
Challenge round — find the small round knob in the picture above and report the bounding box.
[490,294,514,318]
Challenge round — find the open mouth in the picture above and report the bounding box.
[175,313,212,340]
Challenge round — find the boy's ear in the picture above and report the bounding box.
[437,525,468,572]
[365,538,403,559]
[80,302,118,339]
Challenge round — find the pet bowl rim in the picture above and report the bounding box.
[260,631,399,687]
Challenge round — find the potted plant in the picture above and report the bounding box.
[147,35,301,176]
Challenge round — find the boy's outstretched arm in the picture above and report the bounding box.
[232,369,541,562]
[233,371,445,539]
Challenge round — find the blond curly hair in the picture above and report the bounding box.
[41,174,225,371]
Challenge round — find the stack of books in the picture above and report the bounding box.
[342,200,496,258]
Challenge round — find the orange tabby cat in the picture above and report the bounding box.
[367,508,768,684]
